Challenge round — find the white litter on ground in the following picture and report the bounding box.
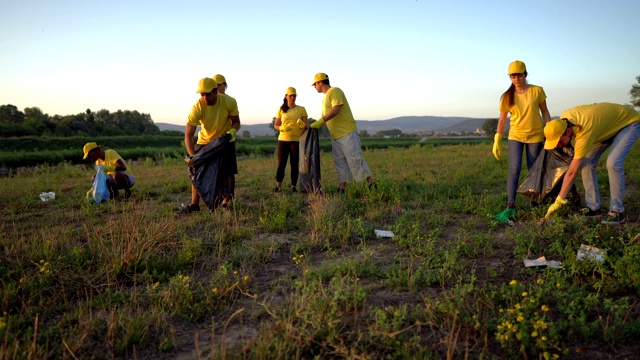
[576,244,605,263]
[523,256,562,269]
[39,192,55,202]
[374,230,394,238]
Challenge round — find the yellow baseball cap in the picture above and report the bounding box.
[212,74,226,84]
[196,78,216,93]
[508,60,526,75]
[543,119,568,150]
[285,87,296,95]
[83,142,99,159]
[311,72,328,85]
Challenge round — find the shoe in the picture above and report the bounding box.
[124,189,132,199]
[274,186,280,193]
[368,181,378,190]
[581,208,601,218]
[176,204,200,214]
[338,187,345,194]
[601,211,625,225]
[291,186,297,193]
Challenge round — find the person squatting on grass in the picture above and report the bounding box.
[83,142,135,199]
[543,103,640,225]
[178,77,241,214]
[273,87,308,193]
[310,73,375,193]
[493,60,551,221]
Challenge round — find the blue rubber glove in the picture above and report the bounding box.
[310,118,325,129]
[545,196,568,219]
[227,128,236,142]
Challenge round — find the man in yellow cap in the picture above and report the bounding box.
[178,77,241,214]
[543,103,640,224]
[83,142,135,199]
[310,72,375,193]
[213,74,239,111]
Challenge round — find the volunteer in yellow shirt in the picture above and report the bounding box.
[310,73,375,193]
[493,60,551,221]
[543,103,640,224]
[83,142,135,199]
[273,87,308,193]
[179,77,241,214]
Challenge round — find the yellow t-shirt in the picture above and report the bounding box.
[96,149,133,176]
[187,94,240,145]
[323,87,357,140]
[561,103,639,159]
[276,105,308,141]
[499,85,547,143]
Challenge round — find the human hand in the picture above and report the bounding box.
[492,133,502,160]
[184,155,194,166]
[544,196,568,219]
[310,118,325,129]
[296,119,307,128]
[280,124,290,132]
[227,128,237,142]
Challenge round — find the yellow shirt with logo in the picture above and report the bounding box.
[499,85,547,143]
[97,149,133,176]
[561,103,639,159]
[187,94,239,145]
[276,105,308,141]
[323,87,357,140]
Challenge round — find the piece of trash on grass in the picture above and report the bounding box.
[576,244,605,263]
[523,256,562,269]
[39,192,55,202]
[375,230,394,238]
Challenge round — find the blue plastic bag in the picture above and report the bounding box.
[89,165,109,203]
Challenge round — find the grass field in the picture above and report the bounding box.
[1,142,640,359]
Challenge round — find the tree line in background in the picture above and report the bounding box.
[0,105,159,138]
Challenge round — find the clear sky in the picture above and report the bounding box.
[1,0,638,125]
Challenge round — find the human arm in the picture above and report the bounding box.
[185,124,198,156]
[322,105,342,122]
[103,159,126,173]
[492,111,509,160]
[227,115,240,141]
[274,117,283,131]
[544,157,582,218]
[539,100,551,123]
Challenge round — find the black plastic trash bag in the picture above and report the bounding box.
[188,134,234,211]
[517,147,580,205]
[298,128,323,193]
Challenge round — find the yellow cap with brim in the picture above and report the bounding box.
[83,142,99,159]
[212,74,226,84]
[197,78,216,93]
[311,72,328,85]
[508,60,526,75]
[285,87,296,95]
[543,119,568,150]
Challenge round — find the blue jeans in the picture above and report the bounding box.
[581,122,640,213]
[507,140,543,205]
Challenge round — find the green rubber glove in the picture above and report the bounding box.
[310,118,325,129]
[280,124,290,132]
[227,128,236,142]
[545,196,568,219]
[296,119,307,128]
[102,166,116,172]
[492,133,502,161]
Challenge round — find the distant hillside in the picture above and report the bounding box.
[156,115,490,137]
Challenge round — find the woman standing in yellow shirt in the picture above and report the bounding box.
[493,60,551,219]
[273,87,308,193]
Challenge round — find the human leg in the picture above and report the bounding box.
[604,122,640,213]
[336,132,371,183]
[332,138,350,191]
[506,140,524,208]
[275,141,289,188]
[525,142,543,171]
[581,143,609,211]
[289,141,300,189]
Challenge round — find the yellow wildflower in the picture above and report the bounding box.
[509,280,517,285]
[541,305,550,312]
